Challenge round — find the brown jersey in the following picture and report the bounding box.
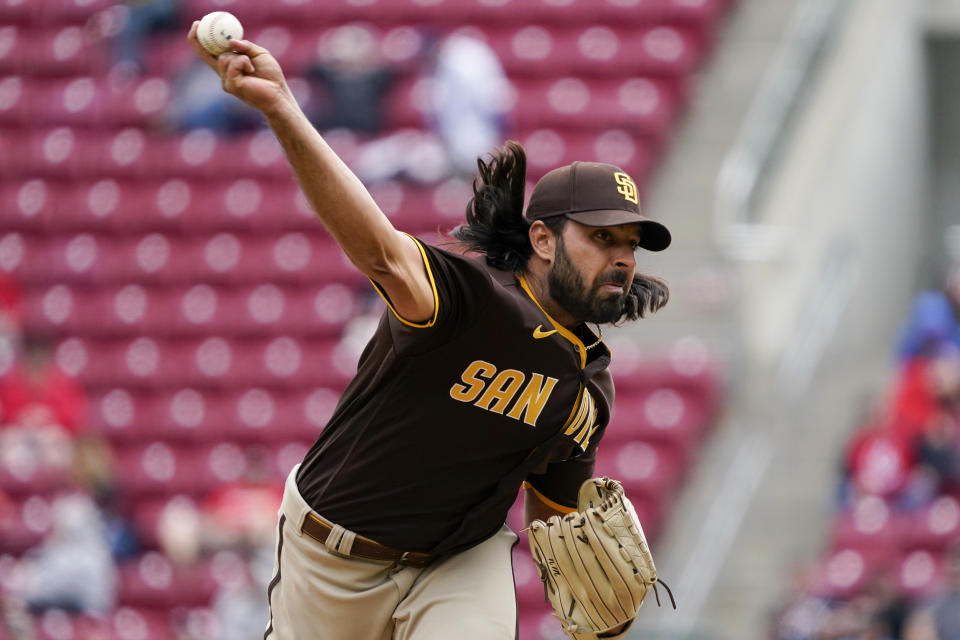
[296,238,615,555]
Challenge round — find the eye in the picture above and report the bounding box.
[594,230,612,242]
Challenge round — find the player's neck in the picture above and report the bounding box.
[520,268,581,330]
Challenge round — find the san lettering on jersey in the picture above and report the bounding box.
[449,360,558,427]
[449,359,600,451]
[563,387,600,452]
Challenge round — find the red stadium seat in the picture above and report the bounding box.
[508,76,682,145]
[145,389,233,443]
[22,232,113,285]
[169,284,235,336]
[270,441,312,481]
[0,26,25,75]
[902,495,960,553]
[594,440,684,505]
[35,0,116,27]
[895,549,945,603]
[827,495,906,556]
[108,606,173,639]
[808,548,887,600]
[0,178,62,232]
[487,25,704,79]
[514,129,657,185]
[30,76,106,127]
[0,496,53,553]
[99,76,174,128]
[214,130,298,181]
[605,387,709,463]
[22,283,81,336]
[113,442,189,497]
[88,387,151,444]
[0,3,36,27]
[69,336,170,388]
[20,26,107,77]
[116,551,217,608]
[0,76,29,127]
[17,127,88,178]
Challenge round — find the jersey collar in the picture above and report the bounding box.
[516,273,594,369]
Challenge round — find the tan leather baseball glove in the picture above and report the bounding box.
[526,477,675,640]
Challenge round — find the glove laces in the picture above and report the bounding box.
[651,577,677,610]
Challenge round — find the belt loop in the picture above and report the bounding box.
[325,524,344,553]
[324,524,358,556]
[336,528,356,556]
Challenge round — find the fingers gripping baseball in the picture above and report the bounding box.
[220,53,255,90]
[187,21,291,115]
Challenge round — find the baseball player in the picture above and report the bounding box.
[188,23,671,640]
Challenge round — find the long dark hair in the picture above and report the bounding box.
[450,141,531,272]
[622,273,670,321]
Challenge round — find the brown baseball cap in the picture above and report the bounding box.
[525,161,671,251]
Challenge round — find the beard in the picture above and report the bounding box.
[547,241,628,325]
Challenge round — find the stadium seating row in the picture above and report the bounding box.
[0,0,731,30]
[0,124,662,186]
[0,128,654,231]
[827,493,960,559]
[22,281,363,338]
[43,334,359,389]
[0,440,309,506]
[142,22,708,79]
[0,231,369,287]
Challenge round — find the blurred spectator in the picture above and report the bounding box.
[0,335,88,489]
[72,433,142,561]
[890,343,960,446]
[307,24,396,133]
[163,60,264,132]
[209,548,273,640]
[911,412,960,497]
[428,32,512,176]
[11,493,116,615]
[354,32,512,185]
[111,0,181,78]
[896,267,960,362]
[199,447,282,556]
[157,447,282,566]
[0,334,87,436]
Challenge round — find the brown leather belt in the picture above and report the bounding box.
[301,513,434,568]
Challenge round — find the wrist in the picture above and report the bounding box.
[261,86,301,123]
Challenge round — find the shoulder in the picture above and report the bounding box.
[418,239,518,294]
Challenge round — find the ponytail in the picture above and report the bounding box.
[620,274,670,322]
[451,141,532,272]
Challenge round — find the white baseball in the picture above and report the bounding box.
[197,11,244,56]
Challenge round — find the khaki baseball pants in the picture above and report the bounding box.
[264,465,519,639]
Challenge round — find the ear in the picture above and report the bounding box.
[528,220,557,263]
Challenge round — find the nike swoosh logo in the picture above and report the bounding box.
[533,325,558,339]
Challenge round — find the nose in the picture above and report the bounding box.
[613,243,636,270]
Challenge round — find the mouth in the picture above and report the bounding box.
[599,283,626,294]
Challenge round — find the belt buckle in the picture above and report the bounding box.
[398,551,412,566]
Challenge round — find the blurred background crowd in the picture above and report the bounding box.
[0,0,958,639]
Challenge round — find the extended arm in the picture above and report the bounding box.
[187,22,435,323]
